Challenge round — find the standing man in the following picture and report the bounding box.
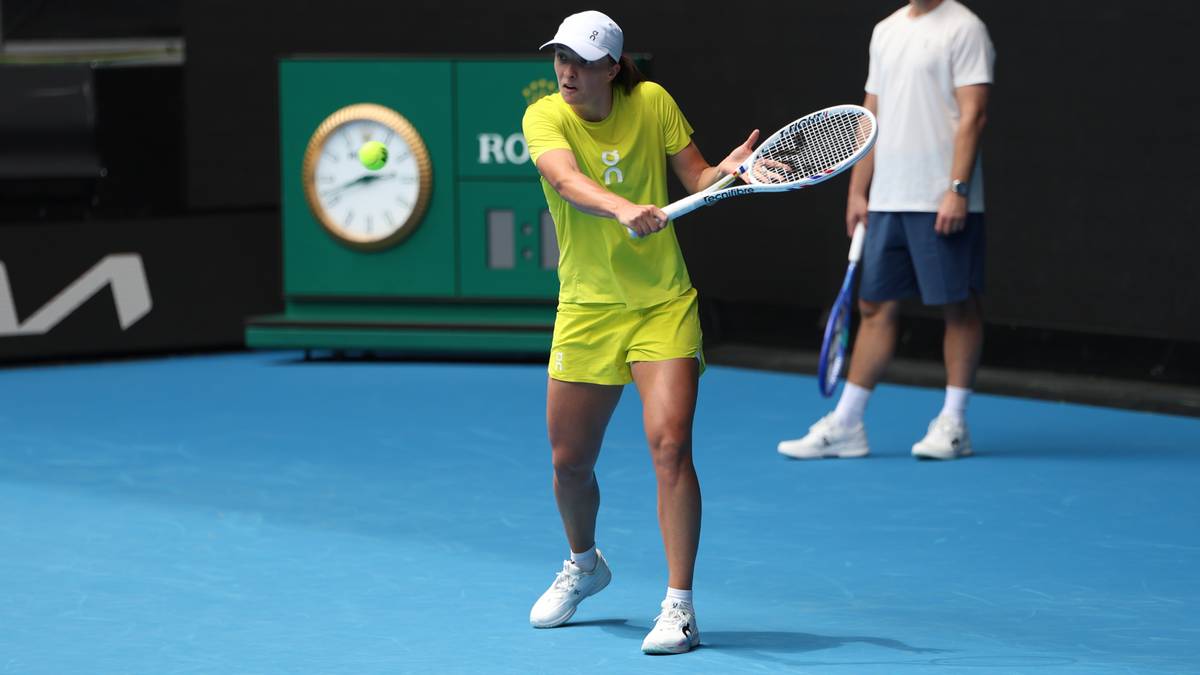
[779,0,994,460]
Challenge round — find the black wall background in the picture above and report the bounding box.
[0,213,282,362]
[1,0,179,39]
[179,0,1200,349]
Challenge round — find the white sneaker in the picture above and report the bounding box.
[777,413,870,459]
[912,414,973,460]
[529,551,612,628]
[641,600,700,655]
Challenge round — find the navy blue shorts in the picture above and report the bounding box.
[858,211,986,306]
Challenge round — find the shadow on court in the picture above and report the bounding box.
[570,618,948,655]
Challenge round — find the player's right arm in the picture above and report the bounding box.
[845,92,878,237]
[535,148,667,237]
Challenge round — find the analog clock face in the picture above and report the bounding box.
[302,104,432,250]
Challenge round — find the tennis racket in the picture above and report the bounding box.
[629,104,877,237]
[817,222,866,397]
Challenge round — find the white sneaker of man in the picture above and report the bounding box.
[529,551,612,628]
[777,412,870,459]
[912,414,973,460]
[641,600,700,655]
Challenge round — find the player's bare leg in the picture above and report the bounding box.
[630,358,700,591]
[545,379,623,552]
[530,379,623,629]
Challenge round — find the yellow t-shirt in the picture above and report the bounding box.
[523,81,695,308]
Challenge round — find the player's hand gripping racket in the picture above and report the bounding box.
[817,222,866,397]
[629,105,877,238]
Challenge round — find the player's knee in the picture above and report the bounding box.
[648,434,693,482]
[551,448,596,486]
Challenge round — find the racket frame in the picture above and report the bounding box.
[630,105,877,238]
[817,223,866,397]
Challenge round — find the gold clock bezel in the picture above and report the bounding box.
[301,103,433,251]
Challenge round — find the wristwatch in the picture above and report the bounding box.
[950,179,970,197]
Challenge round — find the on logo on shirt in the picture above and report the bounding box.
[601,150,623,185]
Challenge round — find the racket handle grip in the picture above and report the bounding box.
[626,189,718,238]
[662,194,708,221]
[663,172,739,221]
[627,174,739,238]
[848,222,866,262]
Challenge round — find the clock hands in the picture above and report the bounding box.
[320,171,399,199]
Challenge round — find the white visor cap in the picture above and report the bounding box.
[540,10,623,63]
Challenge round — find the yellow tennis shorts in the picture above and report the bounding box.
[548,287,705,385]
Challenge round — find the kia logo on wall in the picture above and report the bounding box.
[0,254,153,337]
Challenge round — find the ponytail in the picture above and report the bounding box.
[612,54,648,94]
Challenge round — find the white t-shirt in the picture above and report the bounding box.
[865,0,995,213]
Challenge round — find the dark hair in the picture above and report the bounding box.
[612,54,648,93]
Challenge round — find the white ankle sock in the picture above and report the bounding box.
[833,382,871,428]
[940,386,971,420]
[570,546,597,572]
[665,587,693,606]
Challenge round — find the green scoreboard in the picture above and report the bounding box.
[246,57,561,354]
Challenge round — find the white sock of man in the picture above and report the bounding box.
[833,382,872,428]
[940,385,971,420]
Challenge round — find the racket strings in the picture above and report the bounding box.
[749,112,875,185]
[823,307,851,391]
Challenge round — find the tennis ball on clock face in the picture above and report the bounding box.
[358,140,388,171]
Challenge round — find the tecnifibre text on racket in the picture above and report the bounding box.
[629,104,877,238]
[817,222,866,397]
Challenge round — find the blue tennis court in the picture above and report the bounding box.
[2,352,1197,674]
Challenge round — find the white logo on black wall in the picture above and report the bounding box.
[0,254,153,337]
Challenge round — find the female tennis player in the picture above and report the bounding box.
[522,10,758,655]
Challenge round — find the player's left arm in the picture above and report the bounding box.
[668,131,760,195]
[936,83,990,235]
